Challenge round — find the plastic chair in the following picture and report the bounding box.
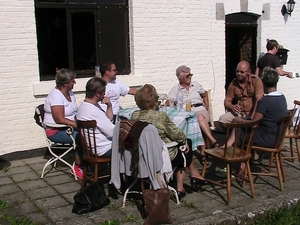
[251,113,292,191]
[34,104,77,179]
[76,119,111,189]
[283,100,300,162]
[201,119,261,205]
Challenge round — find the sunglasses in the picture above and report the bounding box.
[186,73,193,78]
[235,70,247,74]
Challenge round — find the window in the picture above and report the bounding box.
[34,0,130,80]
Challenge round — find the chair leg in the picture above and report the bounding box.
[295,139,300,163]
[122,179,140,208]
[290,138,294,162]
[226,163,231,205]
[94,163,99,183]
[275,153,284,191]
[246,161,255,199]
[81,163,88,189]
[201,158,208,177]
[279,153,286,182]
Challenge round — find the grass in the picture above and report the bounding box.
[253,201,300,225]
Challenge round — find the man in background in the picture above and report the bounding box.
[255,39,293,78]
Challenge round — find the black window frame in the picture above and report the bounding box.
[34,0,130,81]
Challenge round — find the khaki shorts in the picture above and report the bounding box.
[219,111,237,124]
[192,106,210,122]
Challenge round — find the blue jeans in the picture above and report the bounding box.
[48,130,82,156]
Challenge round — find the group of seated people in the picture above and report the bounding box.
[43,59,289,200]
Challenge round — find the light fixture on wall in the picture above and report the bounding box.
[281,0,296,16]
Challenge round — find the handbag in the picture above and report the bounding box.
[142,188,173,225]
[72,181,110,214]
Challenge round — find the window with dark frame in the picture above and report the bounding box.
[34,0,130,81]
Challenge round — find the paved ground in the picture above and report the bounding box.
[1,138,300,225]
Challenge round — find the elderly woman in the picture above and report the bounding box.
[44,68,83,179]
[132,84,207,200]
[167,65,219,162]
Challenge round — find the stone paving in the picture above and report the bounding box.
[1,139,300,225]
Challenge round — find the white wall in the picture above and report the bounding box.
[0,0,299,155]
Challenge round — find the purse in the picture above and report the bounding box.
[142,188,173,225]
[72,181,110,214]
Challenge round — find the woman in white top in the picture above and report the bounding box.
[44,68,82,178]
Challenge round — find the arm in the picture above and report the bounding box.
[233,112,263,124]
[275,67,293,78]
[255,67,259,76]
[101,97,114,121]
[250,78,264,119]
[200,91,208,109]
[51,105,77,128]
[128,87,137,95]
[162,113,186,144]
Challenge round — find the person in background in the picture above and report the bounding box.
[99,61,137,122]
[43,68,83,178]
[255,39,293,78]
[219,61,264,124]
[132,84,207,200]
[76,77,115,157]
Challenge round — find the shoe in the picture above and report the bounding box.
[190,177,208,191]
[177,191,186,200]
[71,162,83,179]
[211,141,220,148]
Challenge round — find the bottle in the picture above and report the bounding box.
[176,88,184,110]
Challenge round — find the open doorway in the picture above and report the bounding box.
[225,13,260,91]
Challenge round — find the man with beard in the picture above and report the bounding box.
[219,61,264,125]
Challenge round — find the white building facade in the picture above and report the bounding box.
[0,0,299,155]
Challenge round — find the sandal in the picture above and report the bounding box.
[211,141,220,148]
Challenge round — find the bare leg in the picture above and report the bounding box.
[176,169,185,192]
[189,161,205,180]
[197,113,217,144]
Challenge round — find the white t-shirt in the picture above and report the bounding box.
[168,81,206,105]
[99,80,130,115]
[77,101,115,156]
[44,88,78,125]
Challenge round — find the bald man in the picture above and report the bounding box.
[219,61,264,124]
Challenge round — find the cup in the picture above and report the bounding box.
[186,102,192,112]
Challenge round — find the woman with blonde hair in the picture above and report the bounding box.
[132,84,207,199]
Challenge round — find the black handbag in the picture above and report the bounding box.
[72,181,110,214]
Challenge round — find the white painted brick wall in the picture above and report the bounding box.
[1,0,300,155]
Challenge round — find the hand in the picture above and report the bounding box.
[287,72,293,78]
[232,104,242,115]
[233,117,243,123]
[184,144,190,154]
[102,97,112,108]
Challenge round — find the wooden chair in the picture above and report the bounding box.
[34,104,77,179]
[201,119,261,205]
[76,119,111,189]
[251,113,291,191]
[283,100,300,162]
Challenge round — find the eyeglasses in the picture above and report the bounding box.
[186,73,193,78]
[235,70,247,74]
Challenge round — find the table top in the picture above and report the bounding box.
[118,107,204,150]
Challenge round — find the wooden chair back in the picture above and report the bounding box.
[289,100,300,135]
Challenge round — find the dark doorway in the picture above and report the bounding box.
[225,13,260,91]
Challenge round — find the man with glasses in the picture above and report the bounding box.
[255,39,293,78]
[219,60,264,125]
[99,61,137,123]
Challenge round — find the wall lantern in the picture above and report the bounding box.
[281,0,296,16]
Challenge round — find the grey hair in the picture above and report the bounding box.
[261,66,279,88]
[176,65,191,79]
[55,68,76,87]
